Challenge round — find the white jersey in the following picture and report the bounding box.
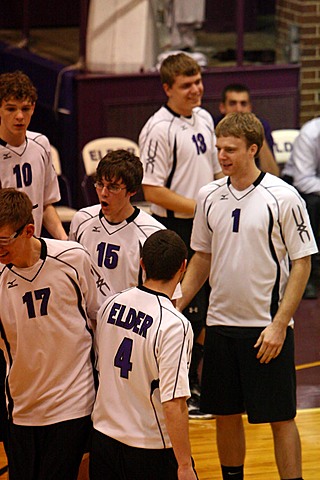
[92,286,193,448]
[191,172,318,328]
[139,105,221,218]
[0,131,60,236]
[69,206,166,294]
[0,239,100,426]
[166,0,205,25]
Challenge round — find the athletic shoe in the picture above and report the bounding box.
[187,394,215,420]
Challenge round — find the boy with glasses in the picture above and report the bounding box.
[69,149,167,297]
[0,188,100,480]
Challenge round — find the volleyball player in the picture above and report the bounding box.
[179,112,318,480]
[0,70,67,239]
[90,229,198,480]
[139,52,223,418]
[0,70,68,465]
[69,149,168,295]
[214,83,279,176]
[0,188,100,480]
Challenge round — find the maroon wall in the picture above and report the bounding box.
[75,64,300,149]
[74,64,300,206]
[0,1,80,28]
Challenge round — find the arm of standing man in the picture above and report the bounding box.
[143,185,197,216]
[255,255,311,363]
[43,204,68,240]
[177,251,211,312]
[143,171,224,217]
[163,397,198,480]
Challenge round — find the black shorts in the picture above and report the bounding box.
[200,326,297,423]
[90,429,198,480]
[7,415,92,480]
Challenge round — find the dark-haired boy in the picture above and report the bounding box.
[90,229,197,480]
[0,70,67,240]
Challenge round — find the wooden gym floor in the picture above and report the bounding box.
[0,293,318,479]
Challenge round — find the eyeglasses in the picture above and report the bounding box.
[0,222,27,246]
[94,181,127,194]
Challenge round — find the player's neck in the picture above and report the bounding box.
[104,203,135,224]
[14,237,42,268]
[230,165,261,191]
[143,278,177,299]
[0,127,25,147]
[166,100,193,117]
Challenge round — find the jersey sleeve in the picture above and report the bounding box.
[158,312,193,403]
[139,118,173,188]
[69,210,88,241]
[290,127,320,194]
[69,205,101,241]
[42,139,61,206]
[278,186,318,260]
[190,185,215,253]
[77,246,104,327]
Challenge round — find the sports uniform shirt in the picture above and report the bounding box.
[92,286,193,448]
[69,206,166,294]
[282,117,320,195]
[139,105,221,218]
[0,131,61,236]
[0,239,100,426]
[191,172,318,328]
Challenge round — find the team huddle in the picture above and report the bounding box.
[0,56,316,480]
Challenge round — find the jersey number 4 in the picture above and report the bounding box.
[114,337,133,379]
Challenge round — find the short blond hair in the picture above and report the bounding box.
[215,112,264,155]
[160,53,201,87]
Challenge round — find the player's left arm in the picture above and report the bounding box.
[42,204,68,240]
[255,255,311,363]
[162,397,198,480]
[79,249,103,331]
[177,251,211,312]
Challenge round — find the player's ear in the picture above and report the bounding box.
[162,83,171,98]
[249,143,259,157]
[140,258,146,272]
[25,223,35,238]
[128,190,137,199]
[180,258,187,274]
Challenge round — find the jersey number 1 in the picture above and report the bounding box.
[232,208,241,233]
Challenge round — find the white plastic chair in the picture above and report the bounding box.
[272,129,300,164]
[51,145,77,223]
[81,137,141,205]
[82,137,140,176]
